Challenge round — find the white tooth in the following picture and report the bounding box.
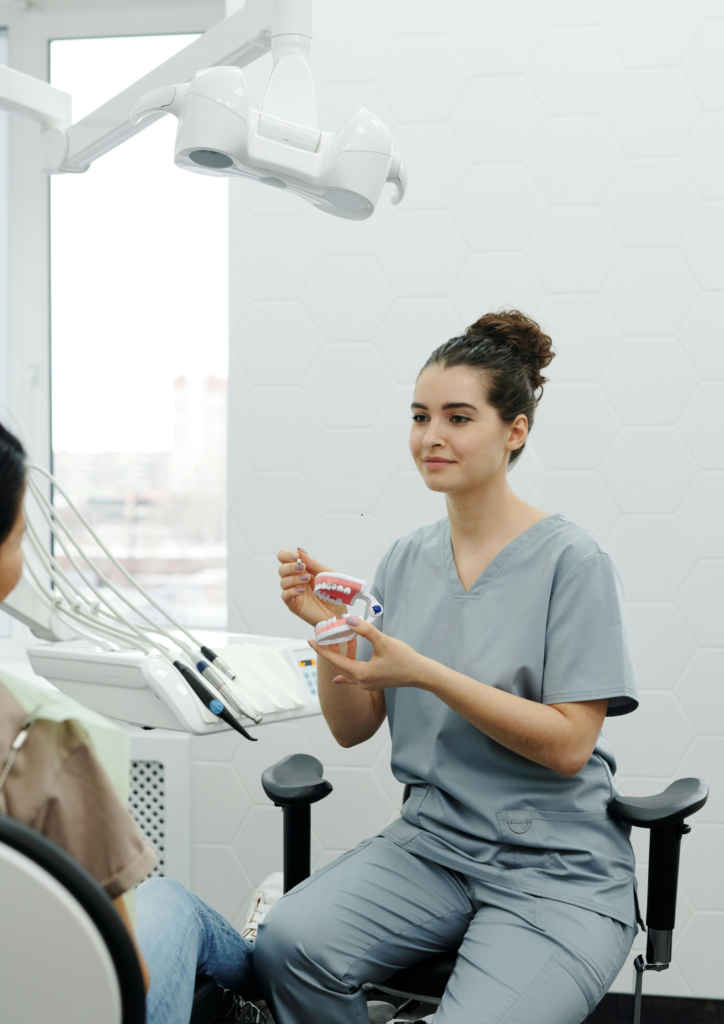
[344,587,351,594]
[330,584,337,591]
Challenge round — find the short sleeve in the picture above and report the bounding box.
[543,552,638,716]
[37,721,157,897]
[356,543,396,664]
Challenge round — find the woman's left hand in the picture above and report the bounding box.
[309,617,426,691]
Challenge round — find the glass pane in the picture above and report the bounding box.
[50,35,229,629]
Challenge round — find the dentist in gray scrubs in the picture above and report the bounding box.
[257,310,639,1024]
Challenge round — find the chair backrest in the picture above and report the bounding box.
[0,815,146,1024]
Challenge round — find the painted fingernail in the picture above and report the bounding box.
[300,574,311,581]
[296,586,305,593]
[298,547,308,554]
[346,615,360,626]
[296,561,305,570]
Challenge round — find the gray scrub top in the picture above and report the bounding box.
[357,514,639,927]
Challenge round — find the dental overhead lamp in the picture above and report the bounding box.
[130,1,406,218]
[0,0,405,218]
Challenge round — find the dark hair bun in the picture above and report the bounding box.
[465,309,554,391]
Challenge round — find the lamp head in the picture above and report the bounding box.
[130,66,406,220]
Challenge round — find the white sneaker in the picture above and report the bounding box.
[367,1001,397,1023]
[240,872,284,942]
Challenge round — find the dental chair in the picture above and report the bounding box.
[0,814,146,1024]
[260,754,709,1024]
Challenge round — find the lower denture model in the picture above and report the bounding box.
[313,572,383,646]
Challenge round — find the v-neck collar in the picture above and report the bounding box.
[439,513,565,600]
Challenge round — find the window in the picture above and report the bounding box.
[50,34,229,629]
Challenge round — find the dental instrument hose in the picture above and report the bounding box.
[26,465,235,679]
[20,464,262,735]
[173,662,257,742]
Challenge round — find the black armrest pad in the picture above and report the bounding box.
[609,778,708,828]
[262,753,332,806]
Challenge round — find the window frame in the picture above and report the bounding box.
[0,1,225,657]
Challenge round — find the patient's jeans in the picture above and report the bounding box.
[136,877,255,1024]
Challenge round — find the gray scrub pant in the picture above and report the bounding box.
[254,836,636,1024]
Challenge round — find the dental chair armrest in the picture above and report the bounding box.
[608,778,708,828]
[609,777,709,948]
[262,753,332,806]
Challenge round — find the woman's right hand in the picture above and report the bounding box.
[277,547,339,628]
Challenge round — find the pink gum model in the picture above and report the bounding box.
[313,572,383,646]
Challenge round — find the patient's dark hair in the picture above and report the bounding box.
[0,423,26,545]
[420,309,555,466]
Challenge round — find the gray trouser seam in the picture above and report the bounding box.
[548,952,596,1016]
[340,907,471,983]
[494,955,570,1024]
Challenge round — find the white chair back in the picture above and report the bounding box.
[0,838,122,1023]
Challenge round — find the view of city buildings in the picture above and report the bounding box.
[52,375,227,629]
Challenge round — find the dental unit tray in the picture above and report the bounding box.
[26,635,321,735]
[1,466,322,737]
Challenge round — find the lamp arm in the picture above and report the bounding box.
[37,0,272,174]
[0,64,71,130]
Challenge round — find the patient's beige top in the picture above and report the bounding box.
[0,680,156,897]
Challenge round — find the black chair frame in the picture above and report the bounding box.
[261,755,709,1024]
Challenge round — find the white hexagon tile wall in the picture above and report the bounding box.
[187,0,724,999]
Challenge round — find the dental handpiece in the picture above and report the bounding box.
[173,661,256,742]
[200,645,237,681]
[196,660,263,724]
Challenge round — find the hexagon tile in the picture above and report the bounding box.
[216,0,724,999]
[606,517,696,601]
[537,295,619,381]
[451,0,546,75]
[451,77,545,165]
[304,258,395,342]
[525,118,621,205]
[527,27,623,115]
[599,429,696,513]
[600,340,698,425]
[603,70,700,158]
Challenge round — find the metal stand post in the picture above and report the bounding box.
[632,955,645,1024]
[282,803,311,893]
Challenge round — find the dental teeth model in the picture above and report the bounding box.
[313,573,382,646]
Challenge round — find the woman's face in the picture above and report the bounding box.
[409,364,528,496]
[0,503,25,604]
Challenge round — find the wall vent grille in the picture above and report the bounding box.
[129,759,166,878]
